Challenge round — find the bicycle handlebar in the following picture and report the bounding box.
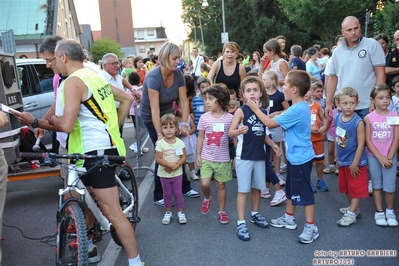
[20,152,126,162]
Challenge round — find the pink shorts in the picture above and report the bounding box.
[338,166,368,198]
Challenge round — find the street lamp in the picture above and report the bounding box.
[186,9,206,55]
[202,0,228,43]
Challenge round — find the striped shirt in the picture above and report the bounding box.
[197,111,233,162]
[192,95,205,135]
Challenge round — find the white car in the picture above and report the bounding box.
[16,58,55,150]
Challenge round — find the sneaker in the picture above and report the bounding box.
[178,212,187,224]
[335,168,339,174]
[250,213,269,228]
[374,212,388,226]
[323,165,336,174]
[386,213,398,227]
[218,211,229,224]
[153,199,165,206]
[337,213,357,226]
[153,199,175,207]
[236,223,250,241]
[339,207,361,218]
[316,179,329,192]
[67,223,75,233]
[270,216,297,229]
[261,189,271,199]
[190,171,200,181]
[88,245,102,264]
[129,143,138,152]
[201,197,212,214]
[297,224,319,244]
[141,147,149,153]
[277,174,286,186]
[280,162,287,173]
[270,192,287,206]
[368,180,373,195]
[184,189,200,198]
[162,212,172,225]
[310,183,317,193]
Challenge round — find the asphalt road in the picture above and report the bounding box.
[2,123,399,266]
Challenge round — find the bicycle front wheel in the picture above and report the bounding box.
[116,163,139,229]
[56,204,88,266]
[111,163,139,246]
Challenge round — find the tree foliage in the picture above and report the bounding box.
[90,38,123,63]
[182,0,310,56]
[372,2,399,48]
[277,0,374,47]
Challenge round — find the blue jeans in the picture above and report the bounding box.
[145,122,193,201]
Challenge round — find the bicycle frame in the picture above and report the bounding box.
[58,163,135,232]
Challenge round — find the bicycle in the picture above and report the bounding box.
[20,152,141,266]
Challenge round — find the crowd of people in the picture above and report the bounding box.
[2,13,399,265]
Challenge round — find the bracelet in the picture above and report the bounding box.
[181,123,189,127]
[157,132,163,137]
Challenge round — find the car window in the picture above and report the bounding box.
[17,65,34,96]
[33,63,54,92]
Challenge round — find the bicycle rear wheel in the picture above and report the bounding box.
[56,204,88,266]
[111,163,139,246]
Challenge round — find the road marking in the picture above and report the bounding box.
[98,161,155,266]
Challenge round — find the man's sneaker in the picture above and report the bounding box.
[310,183,317,193]
[184,189,200,198]
[67,223,76,233]
[368,180,373,195]
[190,171,200,181]
[316,179,329,192]
[339,207,361,218]
[88,245,102,264]
[162,212,172,225]
[153,199,175,207]
[386,213,398,227]
[277,174,286,186]
[323,165,336,174]
[153,199,165,206]
[236,223,250,241]
[141,147,149,153]
[129,143,138,152]
[297,224,319,244]
[261,189,272,199]
[270,192,287,206]
[337,213,357,226]
[178,212,187,224]
[218,211,229,224]
[250,213,269,228]
[374,212,388,226]
[270,216,297,229]
[280,162,287,173]
[201,197,212,214]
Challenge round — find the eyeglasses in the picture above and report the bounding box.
[106,62,120,67]
[45,57,56,65]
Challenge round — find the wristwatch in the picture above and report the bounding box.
[31,118,39,128]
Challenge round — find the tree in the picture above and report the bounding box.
[372,2,399,47]
[182,0,310,56]
[276,0,374,47]
[90,38,123,63]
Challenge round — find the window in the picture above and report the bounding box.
[139,45,145,53]
[147,29,154,36]
[149,45,155,52]
[137,30,144,40]
[33,64,55,92]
